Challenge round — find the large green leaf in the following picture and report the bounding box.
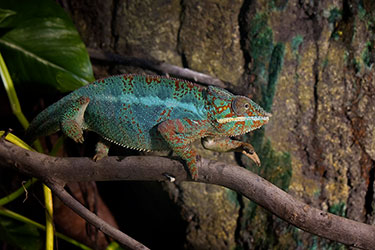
[0,215,42,250]
[0,0,94,92]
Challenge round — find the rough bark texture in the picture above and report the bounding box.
[38,0,375,248]
[1,139,375,249]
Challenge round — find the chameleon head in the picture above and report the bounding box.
[206,86,271,136]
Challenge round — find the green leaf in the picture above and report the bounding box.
[0,215,43,250]
[0,8,16,25]
[0,0,94,92]
[106,241,125,250]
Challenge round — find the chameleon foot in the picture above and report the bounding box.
[93,140,110,161]
[188,155,201,180]
[241,142,261,166]
[61,120,85,143]
[60,96,90,144]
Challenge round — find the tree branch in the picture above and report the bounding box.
[47,181,149,250]
[0,139,374,249]
[87,48,228,88]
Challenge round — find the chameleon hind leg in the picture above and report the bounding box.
[158,119,210,180]
[60,96,90,143]
[93,139,111,161]
[202,137,261,166]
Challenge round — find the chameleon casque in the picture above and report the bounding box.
[26,74,271,180]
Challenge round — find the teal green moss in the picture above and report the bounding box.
[291,35,303,53]
[328,202,346,217]
[248,13,274,80]
[328,8,342,24]
[263,42,285,112]
[328,7,342,40]
[362,41,374,68]
[236,10,293,249]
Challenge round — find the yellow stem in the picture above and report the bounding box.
[0,208,92,250]
[43,184,54,249]
[0,52,54,250]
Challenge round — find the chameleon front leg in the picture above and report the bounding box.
[158,119,210,180]
[202,137,261,166]
[60,96,90,143]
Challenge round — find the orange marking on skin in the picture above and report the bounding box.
[145,75,161,84]
[235,121,245,133]
[145,76,152,84]
[128,76,134,87]
[253,120,261,128]
[186,119,193,126]
[174,80,180,91]
[154,76,161,83]
[177,120,185,133]
[186,83,194,90]
[166,109,172,118]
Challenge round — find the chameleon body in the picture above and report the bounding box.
[26,74,270,179]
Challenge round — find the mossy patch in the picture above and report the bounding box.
[291,35,304,53]
[328,8,342,24]
[235,10,293,249]
[362,41,374,68]
[327,7,343,40]
[328,202,347,217]
[244,12,290,189]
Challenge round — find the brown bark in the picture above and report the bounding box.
[0,138,374,249]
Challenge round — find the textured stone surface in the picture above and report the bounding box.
[178,0,244,84]
[114,0,181,66]
[175,182,238,249]
[61,0,114,49]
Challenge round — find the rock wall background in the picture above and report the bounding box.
[55,0,375,248]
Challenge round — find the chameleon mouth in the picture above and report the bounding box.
[217,115,270,124]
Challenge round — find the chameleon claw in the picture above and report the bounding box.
[163,173,176,182]
[93,152,107,161]
[242,150,261,167]
[93,140,110,161]
[93,154,99,161]
[75,136,85,144]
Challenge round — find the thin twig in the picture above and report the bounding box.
[47,181,149,250]
[87,48,227,88]
[0,139,374,249]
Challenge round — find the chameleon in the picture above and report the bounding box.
[26,74,271,180]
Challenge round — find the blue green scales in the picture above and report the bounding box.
[26,74,270,179]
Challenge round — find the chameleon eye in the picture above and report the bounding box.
[232,96,251,115]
